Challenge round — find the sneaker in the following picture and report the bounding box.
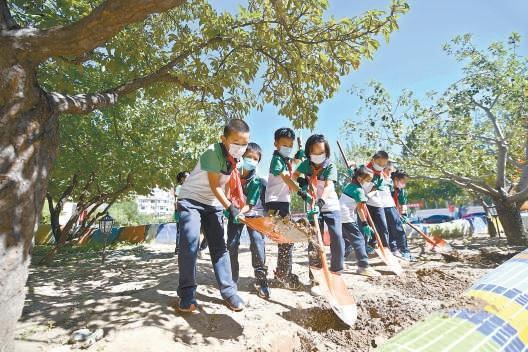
[274,271,302,291]
[366,245,376,255]
[391,250,403,258]
[224,294,245,312]
[256,283,271,299]
[356,266,381,277]
[254,277,271,299]
[401,252,417,262]
[178,297,198,313]
[310,284,324,297]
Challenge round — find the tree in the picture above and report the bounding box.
[42,94,223,263]
[0,0,408,348]
[344,34,528,245]
[405,179,472,209]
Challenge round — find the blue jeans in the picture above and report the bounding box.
[265,201,292,277]
[226,220,267,283]
[342,221,369,268]
[177,199,237,301]
[385,207,409,253]
[309,211,345,272]
[366,205,390,248]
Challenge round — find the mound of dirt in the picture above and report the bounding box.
[291,267,479,351]
[368,268,471,301]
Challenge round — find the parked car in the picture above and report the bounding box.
[462,212,487,219]
[422,214,453,224]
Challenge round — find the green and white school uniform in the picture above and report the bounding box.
[295,160,340,212]
[364,173,394,208]
[178,143,234,207]
[339,182,368,224]
[243,173,265,217]
[265,152,292,203]
[380,176,396,208]
[174,185,182,222]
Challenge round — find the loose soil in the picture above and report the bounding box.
[15,236,521,351]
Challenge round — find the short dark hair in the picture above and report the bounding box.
[176,171,189,184]
[305,134,330,158]
[244,142,262,161]
[372,150,389,160]
[224,118,250,137]
[353,165,374,180]
[274,127,295,141]
[391,169,409,180]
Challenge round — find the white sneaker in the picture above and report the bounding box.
[310,284,324,297]
[356,266,381,277]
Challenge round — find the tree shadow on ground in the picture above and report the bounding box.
[21,245,244,343]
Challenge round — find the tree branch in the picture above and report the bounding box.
[48,38,217,114]
[0,0,19,30]
[20,0,186,60]
[508,185,528,204]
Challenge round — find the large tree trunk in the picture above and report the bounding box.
[495,199,527,246]
[0,57,59,350]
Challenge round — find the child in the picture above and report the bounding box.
[176,119,248,312]
[174,171,189,255]
[265,128,304,290]
[386,169,415,261]
[226,142,270,298]
[294,134,345,289]
[364,151,391,251]
[340,166,381,277]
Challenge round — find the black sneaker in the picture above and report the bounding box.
[255,279,271,299]
[224,294,245,312]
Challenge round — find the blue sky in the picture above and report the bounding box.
[211,0,527,176]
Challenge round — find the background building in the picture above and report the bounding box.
[135,187,175,217]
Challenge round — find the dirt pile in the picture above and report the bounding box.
[291,267,478,351]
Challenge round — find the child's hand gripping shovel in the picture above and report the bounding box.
[306,188,357,326]
[405,221,452,253]
[336,141,403,276]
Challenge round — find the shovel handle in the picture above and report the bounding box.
[363,205,389,256]
[336,141,350,169]
[406,221,437,246]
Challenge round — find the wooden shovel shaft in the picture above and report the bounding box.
[406,222,437,246]
[364,206,389,257]
[311,213,333,290]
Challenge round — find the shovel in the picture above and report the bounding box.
[308,205,358,327]
[239,216,311,244]
[336,141,403,276]
[364,207,404,275]
[406,222,452,253]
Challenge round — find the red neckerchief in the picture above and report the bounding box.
[393,187,400,208]
[308,164,323,205]
[227,154,245,208]
[286,160,293,176]
[366,161,381,176]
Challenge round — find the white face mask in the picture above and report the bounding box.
[372,162,384,172]
[229,143,248,159]
[279,146,293,158]
[310,154,326,165]
[362,182,374,193]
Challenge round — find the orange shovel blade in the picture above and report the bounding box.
[374,246,404,276]
[408,223,452,253]
[240,216,309,244]
[310,266,357,326]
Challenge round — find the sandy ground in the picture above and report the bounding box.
[15,235,522,352]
